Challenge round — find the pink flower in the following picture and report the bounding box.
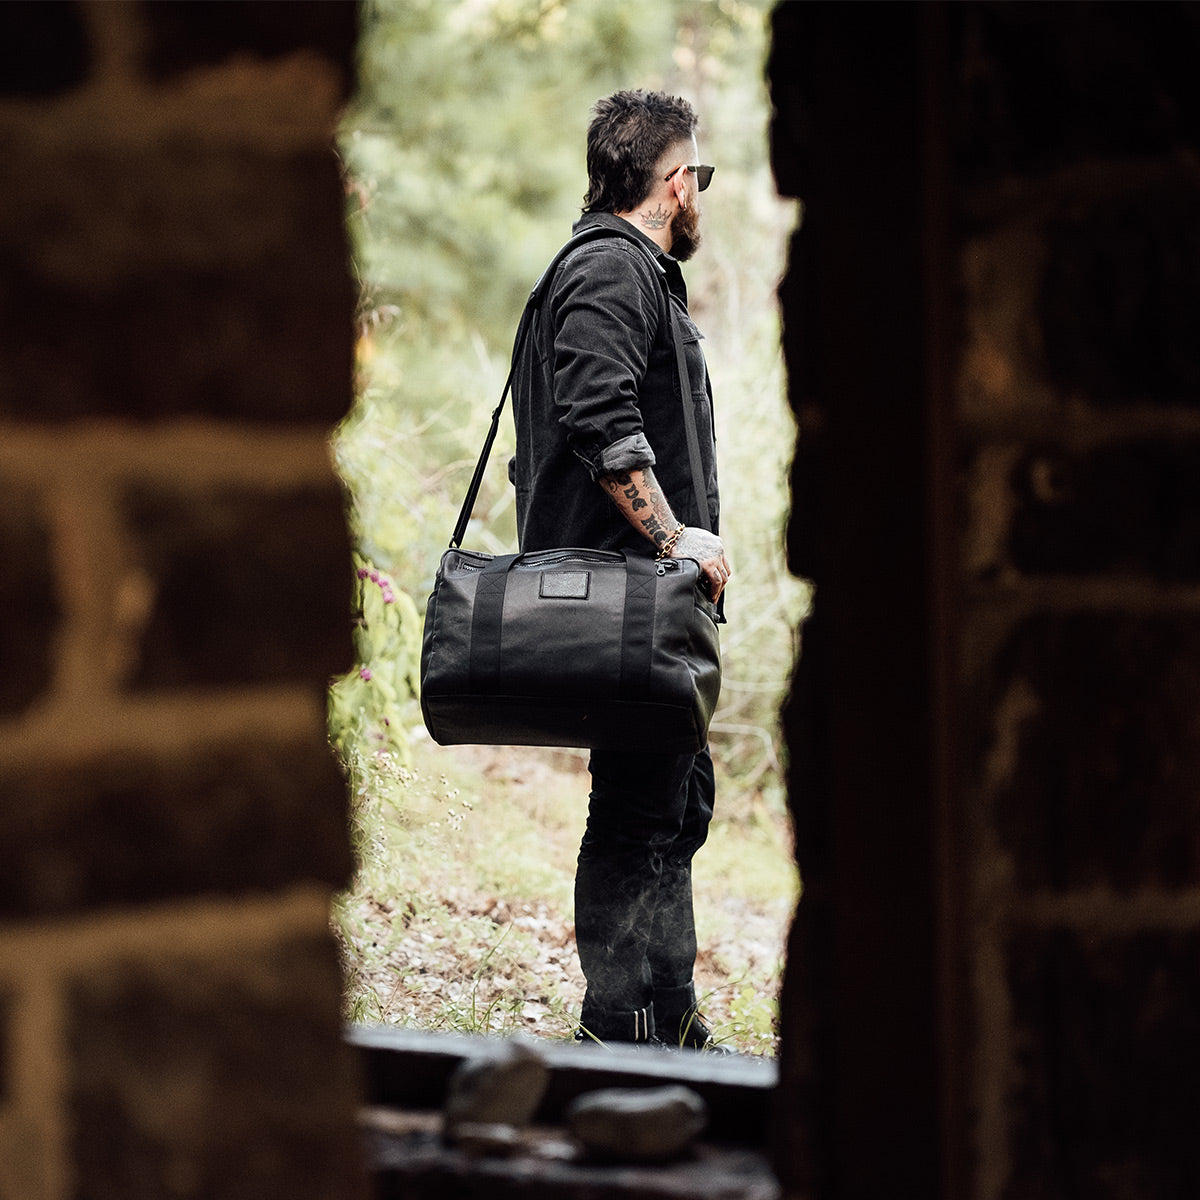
[359,667,373,681]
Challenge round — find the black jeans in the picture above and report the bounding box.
[574,744,715,1037]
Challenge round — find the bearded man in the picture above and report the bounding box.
[510,90,731,1050]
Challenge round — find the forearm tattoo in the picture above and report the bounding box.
[601,469,677,548]
[643,513,668,545]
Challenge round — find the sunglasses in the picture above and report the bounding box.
[663,163,715,191]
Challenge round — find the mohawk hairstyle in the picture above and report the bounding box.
[582,90,699,215]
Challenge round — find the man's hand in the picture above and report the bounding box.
[669,526,731,603]
[598,466,730,601]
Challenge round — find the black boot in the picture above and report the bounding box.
[652,983,732,1053]
[575,1003,657,1047]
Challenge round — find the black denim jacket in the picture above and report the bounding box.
[510,212,719,555]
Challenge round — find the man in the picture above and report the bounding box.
[510,90,732,1049]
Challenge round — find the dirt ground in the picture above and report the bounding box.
[338,742,793,1056]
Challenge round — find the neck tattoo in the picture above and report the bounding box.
[640,204,670,231]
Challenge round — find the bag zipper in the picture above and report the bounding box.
[518,550,619,567]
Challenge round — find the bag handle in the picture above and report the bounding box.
[450,226,711,548]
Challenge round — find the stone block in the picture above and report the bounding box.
[1006,926,1200,1199]
[0,479,60,718]
[0,147,354,424]
[0,1,90,98]
[67,932,365,1200]
[121,481,352,689]
[0,987,9,1105]
[1008,440,1200,581]
[950,4,1200,178]
[0,735,353,919]
[139,0,357,98]
[991,613,1200,891]
[1040,178,1200,407]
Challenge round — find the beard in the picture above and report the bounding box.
[670,201,703,261]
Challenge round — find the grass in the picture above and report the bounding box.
[333,713,797,1056]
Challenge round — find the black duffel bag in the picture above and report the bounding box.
[419,226,723,753]
[420,546,721,753]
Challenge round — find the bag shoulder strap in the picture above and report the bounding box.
[450,226,710,548]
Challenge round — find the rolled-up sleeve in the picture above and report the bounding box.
[596,432,656,475]
[548,243,662,480]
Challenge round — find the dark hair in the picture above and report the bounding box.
[583,90,698,214]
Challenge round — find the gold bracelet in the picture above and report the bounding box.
[656,523,686,560]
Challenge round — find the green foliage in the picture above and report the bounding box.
[328,553,422,798]
[335,0,807,800]
[721,978,781,1054]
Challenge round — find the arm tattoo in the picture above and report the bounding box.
[640,204,670,231]
[599,467,678,549]
[642,514,668,545]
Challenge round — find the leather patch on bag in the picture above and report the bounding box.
[540,570,590,600]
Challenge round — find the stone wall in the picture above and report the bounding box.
[954,5,1200,1196]
[5,3,1198,1198]
[770,3,1200,1198]
[0,4,366,1198]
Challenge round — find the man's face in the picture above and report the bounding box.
[669,137,703,261]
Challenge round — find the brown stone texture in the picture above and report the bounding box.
[771,4,1200,1199]
[139,0,358,94]
[0,988,9,1105]
[0,478,59,717]
[992,613,1200,891]
[953,5,1200,1198]
[0,0,363,1196]
[67,933,364,1200]
[1008,442,1200,580]
[120,481,353,688]
[0,1,91,98]
[0,735,353,920]
[949,3,1200,177]
[1040,178,1200,407]
[0,146,355,425]
[1007,927,1200,1200]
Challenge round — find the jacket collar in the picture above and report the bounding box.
[572,211,678,267]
